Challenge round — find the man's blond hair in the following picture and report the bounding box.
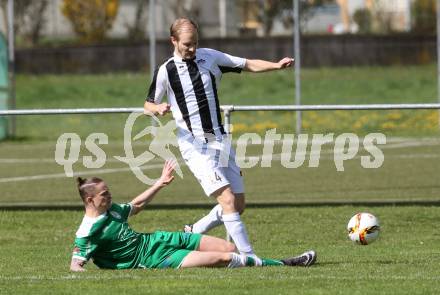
[170,18,198,40]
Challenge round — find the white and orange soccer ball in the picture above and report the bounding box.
[347,213,380,245]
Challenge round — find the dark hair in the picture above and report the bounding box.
[76,177,103,202]
[170,18,198,40]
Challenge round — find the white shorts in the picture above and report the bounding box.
[178,136,244,197]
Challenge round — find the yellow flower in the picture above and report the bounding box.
[387,112,403,121]
[253,121,278,132]
[381,122,396,130]
[231,123,248,133]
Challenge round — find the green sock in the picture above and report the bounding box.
[245,256,256,266]
[245,256,284,266]
[261,258,284,266]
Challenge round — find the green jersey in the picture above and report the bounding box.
[72,203,201,269]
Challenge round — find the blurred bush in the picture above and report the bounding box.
[62,0,119,43]
[353,8,372,34]
[412,0,436,34]
[0,0,48,46]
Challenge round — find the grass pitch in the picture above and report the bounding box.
[0,206,439,294]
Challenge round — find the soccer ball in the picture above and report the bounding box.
[347,213,380,245]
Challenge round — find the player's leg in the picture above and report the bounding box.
[197,235,236,252]
[214,186,259,261]
[184,142,245,234]
[188,203,223,234]
[227,146,246,216]
[158,232,317,269]
[188,149,246,233]
[187,196,245,234]
[180,251,231,268]
[180,251,304,268]
[181,144,230,234]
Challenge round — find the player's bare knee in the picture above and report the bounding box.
[215,189,237,213]
[220,253,232,264]
[220,199,236,213]
[225,242,236,252]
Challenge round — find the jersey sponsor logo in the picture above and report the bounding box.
[197,59,206,64]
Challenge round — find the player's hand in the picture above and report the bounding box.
[277,57,294,69]
[157,103,171,116]
[158,159,176,187]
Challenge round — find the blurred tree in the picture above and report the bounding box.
[125,0,148,41]
[353,8,372,34]
[254,0,335,35]
[0,0,48,46]
[170,0,201,36]
[261,0,284,35]
[62,0,119,43]
[337,0,395,34]
[412,0,436,34]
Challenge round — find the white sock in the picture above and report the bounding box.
[228,253,245,268]
[222,212,254,255]
[192,204,223,234]
[227,253,262,268]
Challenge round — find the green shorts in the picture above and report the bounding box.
[143,231,202,269]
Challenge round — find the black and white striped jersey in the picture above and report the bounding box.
[146,48,246,140]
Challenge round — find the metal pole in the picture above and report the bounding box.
[219,0,227,37]
[7,0,15,137]
[223,106,233,134]
[223,106,232,242]
[437,0,440,129]
[149,0,156,79]
[2,104,440,117]
[293,0,301,134]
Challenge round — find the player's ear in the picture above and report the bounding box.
[171,36,178,46]
[85,194,94,204]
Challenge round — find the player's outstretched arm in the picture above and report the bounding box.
[129,160,176,215]
[70,258,86,272]
[244,57,294,73]
[144,101,171,116]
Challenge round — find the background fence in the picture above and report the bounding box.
[13,34,437,74]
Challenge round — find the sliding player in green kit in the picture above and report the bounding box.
[70,160,316,271]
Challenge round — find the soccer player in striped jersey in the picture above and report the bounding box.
[69,160,316,271]
[144,18,295,263]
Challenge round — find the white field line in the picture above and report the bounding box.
[0,152,439,184]
[0,158,136,164]
[0,162,167,183]
[0,139,439,183]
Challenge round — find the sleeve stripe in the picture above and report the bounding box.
[219,66,242,74]
[128,202,134,217]
[146,67,160,102]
